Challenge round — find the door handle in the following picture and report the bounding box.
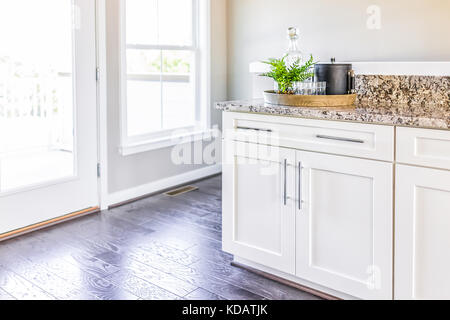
[298,161,302,210]
[236,126,273,133]
[283,159,287,206]
[316,134,364,144]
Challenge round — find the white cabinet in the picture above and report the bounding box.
[295,151,393,300]
[395,165,450,300]
[221,112,450,300]
[222,141,296,274]
[222,138,393,299]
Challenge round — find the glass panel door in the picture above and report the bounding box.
[0,0,75,193]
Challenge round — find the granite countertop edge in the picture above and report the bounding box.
[216,99,450,130]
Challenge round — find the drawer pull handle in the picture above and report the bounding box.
[283,159,287,206]
[236,126,273,133]
[316,135,364,144]
[298,161,302,210]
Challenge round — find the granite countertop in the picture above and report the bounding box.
[217,75,449,130]
[216,99,450,130]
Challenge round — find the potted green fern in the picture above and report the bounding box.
[260,54,316,94]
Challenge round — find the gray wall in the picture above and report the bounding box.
[106,0,226,194]
[227,0,450,100]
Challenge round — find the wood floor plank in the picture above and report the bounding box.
[190,259,321,300]
[143,194,213,218]
[95,251,197,297]
[0,235,133,300]
[43,212,146,246]
[103,270,181,300]
[77,274,140,300]
[0,288,15,300]
[175,190,222,214]
[142,215,222,242]
[11,232,120,279]
[192,176,222,197]
[184,288,227,300]
[0,265,56,300]
[111,203,222,239]
[97,243,265,300]
[108,202,158,225]
[0,249,97,300]
[33,257,132,300]
[76,222,199,264]
[11,242,138,301]
[195,184,222,198]
[88,225,195,253]
[185,244,233,267]
[155,192,222,218]
[135,239,201,266]
[201,211,223,225]
[147,206,222,233]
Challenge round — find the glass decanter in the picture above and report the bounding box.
[286,27,306,68]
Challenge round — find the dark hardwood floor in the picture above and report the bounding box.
[0,175,320,300]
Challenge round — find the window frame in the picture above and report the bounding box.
[118,0,211,156]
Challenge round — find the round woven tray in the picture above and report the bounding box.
[263,91,357,108]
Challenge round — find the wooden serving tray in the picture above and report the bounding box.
[263,91,357,108]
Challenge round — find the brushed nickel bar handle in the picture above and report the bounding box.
[316,134,364,144]
[298,162,302,210]
[236,126,273,133]
[283,159,287,206]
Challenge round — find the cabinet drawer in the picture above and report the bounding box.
[223,112,394,161]
[397,127,450,170]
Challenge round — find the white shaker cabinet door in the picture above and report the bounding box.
[296,151,393,300]
[222,141,296,275]
[395,165,450,300]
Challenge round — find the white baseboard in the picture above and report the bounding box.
[106,164,222,207]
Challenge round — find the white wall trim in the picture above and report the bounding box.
[250,61,450,76]
[351,62,450,76]
[119,128,215,156]
[107,164,222,207]
[96,0,109,210]
[200,0,212,130]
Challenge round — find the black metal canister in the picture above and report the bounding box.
[314,59,353,95]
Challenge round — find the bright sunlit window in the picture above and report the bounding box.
[120,0,210,154]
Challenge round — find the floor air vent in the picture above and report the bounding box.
[164,185,198,197]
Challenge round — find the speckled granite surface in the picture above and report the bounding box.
[217,75,450,130]
[216,100,449,130]
[356,75,449,106]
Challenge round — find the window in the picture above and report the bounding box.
[120,0,210,155]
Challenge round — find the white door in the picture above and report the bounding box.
[395,165,450,300]
[222,141,296,274]
[296,151,393,299]
[0,0,98,235]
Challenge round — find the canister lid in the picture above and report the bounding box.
[315,57,352,68]
[315,63,352,68]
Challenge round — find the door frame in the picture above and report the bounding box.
[0,0,103,238]
[96,0,109,210]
